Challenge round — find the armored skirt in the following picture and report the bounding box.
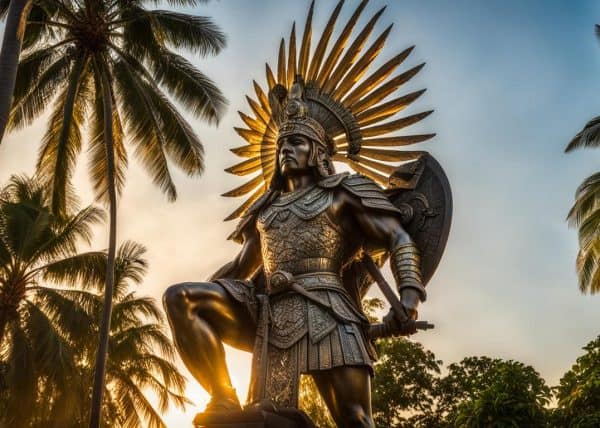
[215,273,373,408]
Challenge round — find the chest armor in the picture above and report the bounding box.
[257,185,345,276]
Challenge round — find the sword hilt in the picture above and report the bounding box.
[369,320,434,339]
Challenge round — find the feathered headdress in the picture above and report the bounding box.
[223,0,435,221]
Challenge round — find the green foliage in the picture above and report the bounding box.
[435,356,501,419]
[452,360,551,427]
[0,175,187,428]
[373,337,442,427]
[553,336,600,427]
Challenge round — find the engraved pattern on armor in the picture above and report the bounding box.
[257,187,343,276]
[307,301,336,344]
[269,294,307,349]
[341,324,362,365]
[265,345,299,407]
[329,291,363,323]
[342,174,401,214]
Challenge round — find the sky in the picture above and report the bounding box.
[1,0,600,425]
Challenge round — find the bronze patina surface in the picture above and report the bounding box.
[163,2,451,427]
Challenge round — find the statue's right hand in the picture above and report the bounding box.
[382,308,417,336]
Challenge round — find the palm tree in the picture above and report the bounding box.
[0,0,60,143]
[4,2,226,425]
[0,0,32,143]
[0,175,189,427]
[0,174,104,426]
[84,241,189,428]
[42,240,189,428]
[565,26,600,294]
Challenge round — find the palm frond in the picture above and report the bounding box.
[122,367,188,413]
[0,174,47,206]
[22,3,61,51]
[33,205,104,263]
[575,238,600,294]
[88,70,129,202]
[12,45,63,104]
[2,200,53,263]
[112,371,167,428]
[122,8,225,56]
[36,54,89,216]
[23,301,76,389]
[112,294,163,327]
[151,48,227,124]
[123,353,186,397]
[8,52,73,132]
[567,172,600,227]
[566,116,600,152]
[113,240,148,292]
[0,199,48,262]
[31,286,99,344]
[39,251,108,290]
[111,323,173,360]
[112,58,178,200]
[119,6,226,124]
[577,206,600,248]
[113,391,143,428]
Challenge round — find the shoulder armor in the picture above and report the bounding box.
[318,172,350,189]
[228,190,276,243]
[341,174,401,214]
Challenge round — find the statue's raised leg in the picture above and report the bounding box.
[163,282,256,410]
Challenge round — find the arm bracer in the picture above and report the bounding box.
[390,242,427,302]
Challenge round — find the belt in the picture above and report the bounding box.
[267,270,345,295]
[269,257,340,276]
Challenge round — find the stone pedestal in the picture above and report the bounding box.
[193,408,315,428]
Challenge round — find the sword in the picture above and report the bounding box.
[364,256,434,339]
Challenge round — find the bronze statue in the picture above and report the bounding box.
[163,2,451,427]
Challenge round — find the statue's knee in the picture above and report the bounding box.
[163,283,189,317]
[344,405,374,428]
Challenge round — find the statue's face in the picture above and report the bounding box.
[277,134,312,176]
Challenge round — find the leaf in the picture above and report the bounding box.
[36,54,89,217]
[566,116,600,151]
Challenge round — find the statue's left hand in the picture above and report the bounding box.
[400,288,420,320]
[382,306,417,336]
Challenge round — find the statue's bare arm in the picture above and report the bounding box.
[209,226,262,281]
[335,188,422,316]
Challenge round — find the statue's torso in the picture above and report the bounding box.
[257,184,347,277]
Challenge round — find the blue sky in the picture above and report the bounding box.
[1,0,599,424]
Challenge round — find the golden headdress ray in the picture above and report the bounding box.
[223,0,435,221]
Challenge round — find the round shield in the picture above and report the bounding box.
[386,153,453,286]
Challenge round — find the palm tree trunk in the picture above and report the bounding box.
[88,60,117,428]
[0,0,32,144]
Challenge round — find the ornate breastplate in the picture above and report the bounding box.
[256,185,345,276]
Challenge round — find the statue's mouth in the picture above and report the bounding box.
[280,157,296,165]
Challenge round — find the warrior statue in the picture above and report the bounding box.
[164,2,451,427]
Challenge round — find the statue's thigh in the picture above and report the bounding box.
[170,281,256,352]
[311,366,374,428]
